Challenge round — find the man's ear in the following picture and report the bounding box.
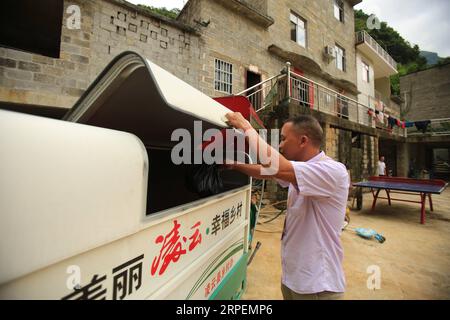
[299,135,308,146]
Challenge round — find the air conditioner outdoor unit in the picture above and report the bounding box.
[324,45,336,59]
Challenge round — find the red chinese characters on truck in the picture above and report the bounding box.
[151,220,202,276]
[204,257,234,297]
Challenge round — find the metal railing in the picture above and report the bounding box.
[356,30,397,70]
[235,62,407,137]
[290,71,407,136]
[236,73,287,113]
[407,118,450,136]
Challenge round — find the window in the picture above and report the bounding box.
[214,59,233,94]
[362,61,370,82]
[335,44,346,71]
[0,0,63,58]
[334,0,344,23]
[290,12,306,47]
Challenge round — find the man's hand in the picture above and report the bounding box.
[225,112,253,132]
[224,113,296,186]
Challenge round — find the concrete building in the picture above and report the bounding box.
[400,63,450,180]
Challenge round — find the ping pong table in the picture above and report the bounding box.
[353,176,448,224]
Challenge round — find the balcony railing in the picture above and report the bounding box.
[235,63,406,137]
[356,30,397,70]
[236,73,286,113]
[407,118,450,136]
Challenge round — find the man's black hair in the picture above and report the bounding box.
[285,115,323,147]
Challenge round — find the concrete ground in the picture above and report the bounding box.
[242,188,450,300]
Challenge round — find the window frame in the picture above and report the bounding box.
[214,59,233,94]
[335,44,346,72]
[362,60,370,82]
[334,0,345,23]
[290,11,307,48]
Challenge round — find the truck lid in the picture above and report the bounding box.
[64,51,233,148]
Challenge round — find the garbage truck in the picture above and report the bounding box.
[0,51,261,300]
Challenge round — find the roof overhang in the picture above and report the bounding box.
[268,44,359,95]
[348,0,363,6]
[215,0,274,28]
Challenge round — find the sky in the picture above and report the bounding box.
[355,0,450,57]
[128,0,450,57]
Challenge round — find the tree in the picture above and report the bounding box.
[437,56,450,65]
[137,4,180,19]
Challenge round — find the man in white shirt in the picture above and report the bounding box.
[377,156,387,176]
[225,113,349,300]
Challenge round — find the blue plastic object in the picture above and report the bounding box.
[354,228,377,239]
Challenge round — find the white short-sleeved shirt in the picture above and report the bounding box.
[377,161,386,176]
[276,151,349,294]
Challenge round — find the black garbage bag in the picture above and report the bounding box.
[186,163,224,197]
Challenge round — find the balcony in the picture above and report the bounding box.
[356,30,398,79]
[235,63,406,138]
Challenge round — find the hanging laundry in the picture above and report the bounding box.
[376,111,384,124]
[384,113,389,125]
[368,109,374,117]
[414,120,431,133]
[388,116,397,129]
[375,100,383,112]
[401,121,406,129]
[396,119,402,127]
[404,121,414,128]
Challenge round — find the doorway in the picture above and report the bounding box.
[379,139,397,176]
[246,70,262,110]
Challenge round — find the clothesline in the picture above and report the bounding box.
[365,108,449,134]
[413,118,450,124]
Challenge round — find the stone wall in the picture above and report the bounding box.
[0,0,201,109]
[179,0,284,97]
[92,0,201,87]
[400,63,450,121]
[179,0,360,99]
[1,0,362,110]
[0,0,96,108]
[245,0,268,15]
[324,123,377,181]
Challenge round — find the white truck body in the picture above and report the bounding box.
[0,52,252,300]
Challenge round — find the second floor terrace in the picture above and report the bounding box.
[235,63,422,139]
[356,30,398,79]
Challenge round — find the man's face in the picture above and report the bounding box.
[380,156,385,162]
[280,122,305,160]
